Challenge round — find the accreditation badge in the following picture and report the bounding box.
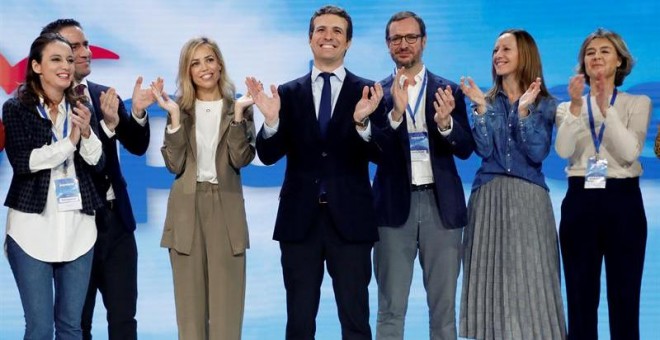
[409,131,430,162]
[55,177,83,211]
[585,156,607,189]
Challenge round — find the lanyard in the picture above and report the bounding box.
[586,88,617,154]
[37,102,71,171]
[395,69,427,127]
[37,102,69,142]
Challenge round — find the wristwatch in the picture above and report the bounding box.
[354,117,369,128]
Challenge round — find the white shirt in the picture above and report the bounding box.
[388,66,443,185]
[195,99,223,183]
[6,97,103,262]
[555,92,651,178]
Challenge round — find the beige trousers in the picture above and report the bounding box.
[169,182,246,340]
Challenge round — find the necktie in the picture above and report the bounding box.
[74,83,86,96]
[318,72,332,138]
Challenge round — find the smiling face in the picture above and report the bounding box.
[492,33,519,79]
[32,40,74,98]
[189,44,222,96]
[583,37,621,84]
[387,17,426,70]
[309,14,351,71]
[58,25,91,82]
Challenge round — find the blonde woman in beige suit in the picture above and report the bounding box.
[152,36,256,340]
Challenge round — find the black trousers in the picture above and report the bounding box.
[560,177,647,340]
[280,205,373,340]
[82,202,138,340]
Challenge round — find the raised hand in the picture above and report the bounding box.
[433,85,455,128]
[245,77,280,127]
[99,87,120,131]
[151,82,181,129]
[568,74,585,117]
[71,101,93,141]
[592,72,609,116]
[518,77,542,117]
[459,76,486,114]
[353,82,384,123]
[233,93,254,122]
[132,76,163,117]
[391,67,409,122]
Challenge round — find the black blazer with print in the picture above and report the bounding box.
[2,97,105,215]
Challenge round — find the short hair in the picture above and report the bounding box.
[41,18,82,35]
[486,29,550,102]
[385,11,426,41]
[308,5,353,41]
[175,36,235,113]
[576,28,634,86]
[17,33,78,107]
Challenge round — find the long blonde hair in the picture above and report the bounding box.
[175,36,235,112]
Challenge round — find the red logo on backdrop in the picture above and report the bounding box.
[0,46,120,94]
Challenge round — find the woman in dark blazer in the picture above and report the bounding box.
[3,33,104,339]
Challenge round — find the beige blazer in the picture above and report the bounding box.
[160,98,255,255]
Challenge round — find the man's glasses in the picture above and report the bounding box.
[387,34,422,45]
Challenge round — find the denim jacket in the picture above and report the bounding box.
[471,91,556,191]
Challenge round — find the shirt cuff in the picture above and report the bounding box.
[100,120,116,138]
[438,117,453,136]
[132,109,148,126]
[356,120,371,141]
[166,124,181,134]
[262,119,280,139]
[388,110,403,129]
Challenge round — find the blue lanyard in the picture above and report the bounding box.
[586,88,617,154]
[37,102,69,142]
[395,69,427,127]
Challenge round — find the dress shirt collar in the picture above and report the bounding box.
[311,65,346,82]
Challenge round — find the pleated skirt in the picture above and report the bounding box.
[459,176,566,340]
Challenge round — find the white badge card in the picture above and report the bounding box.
[55,178,83,211]
[409,132,430,161]
[585,156,607,189]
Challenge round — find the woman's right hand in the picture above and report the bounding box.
[568,74,585,117]
[151,83,181,129]
[460,76,487,114]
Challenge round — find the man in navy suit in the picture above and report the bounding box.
[41,19,159,340]
[247,5,383,339]
[370,12,475,340]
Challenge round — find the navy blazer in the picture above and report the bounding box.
[371,70,474,229]
[87,81,149,232]
[2,97,105,215]
[256,70,383,243]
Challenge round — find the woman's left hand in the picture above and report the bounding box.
[233,94,254,122]
[518,77,542,117]
[72,101,92,138]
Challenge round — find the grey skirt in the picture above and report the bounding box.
[459,176,566,340]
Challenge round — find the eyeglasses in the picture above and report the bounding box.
[387,34,422,45]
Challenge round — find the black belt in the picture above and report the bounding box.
[104,199,116,210]
[411,183,434,192]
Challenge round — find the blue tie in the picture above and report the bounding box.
[318,72,333,138]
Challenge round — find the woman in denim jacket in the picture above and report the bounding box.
[458,29,566,339]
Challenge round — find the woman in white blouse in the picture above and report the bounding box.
[3,33,104,338]
[555,28,651,340]
[151,36,256,340]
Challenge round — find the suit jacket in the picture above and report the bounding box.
[2,97,104,215]
[160,96,255,256]
[256,69,382,243]
[87,81,149,232]
[371,70,474,229]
